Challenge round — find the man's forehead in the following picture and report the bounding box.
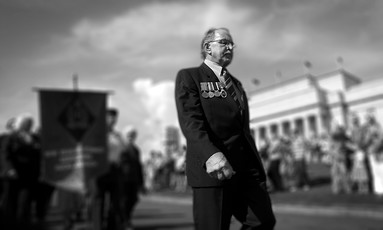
[214,29,232,40]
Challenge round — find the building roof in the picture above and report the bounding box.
[249,68,361,96]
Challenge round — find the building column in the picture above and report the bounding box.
[290,118,297,134]
[263,126,269,140]
[303,117,309,138]
[252,128,259,145]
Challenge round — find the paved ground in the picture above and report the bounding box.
[132,198,383,230]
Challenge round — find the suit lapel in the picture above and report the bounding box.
[199,63,216,80]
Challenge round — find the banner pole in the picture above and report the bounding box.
[73,73,79,91]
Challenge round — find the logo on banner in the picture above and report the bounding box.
[58,94,95,142]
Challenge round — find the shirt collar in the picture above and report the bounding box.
[204,59,224,78]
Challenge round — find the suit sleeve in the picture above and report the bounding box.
[175,69,220,167]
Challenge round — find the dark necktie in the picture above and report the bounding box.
[221,69,244,111]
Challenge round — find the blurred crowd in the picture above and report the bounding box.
[0,109,146,230]
[258,113,383,196]
[143,146,187,193]
[124,113,383,198]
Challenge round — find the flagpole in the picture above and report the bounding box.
[73,73,79,91]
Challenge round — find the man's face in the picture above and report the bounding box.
[126,131,137,144]
[207,29,234,67]
[352,117,359,126]
[366,114,375,125]
[21,118,33,132]
[107,114,117,129]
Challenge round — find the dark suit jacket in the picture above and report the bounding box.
[175,63,266,187]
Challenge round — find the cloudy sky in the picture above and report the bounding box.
[1,0,383,157]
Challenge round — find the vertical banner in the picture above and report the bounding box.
[39,90,108,194]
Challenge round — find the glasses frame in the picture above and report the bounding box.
[208,39,236,49]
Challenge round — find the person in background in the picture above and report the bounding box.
[364,114,383,196]
[257,136,270,168]
[2,114,41,229]
[351,149,369,194]
[0,117,16,227]
[329,125,353,194]
[361,113,382,193]
[175,27,276,230]
[318,132,332,165]
[290,129,310,192]
[267,133,284,192]
[349,115,364,150]
[348,115,368,193]
[91,108,126,230]
[144,151,161,192]
[307,133,322,163]
[171,145,187,192]
[157,152,175,190]
[0,119,16,197]
[119,126,145,230]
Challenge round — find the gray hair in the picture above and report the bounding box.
[14,113,34,132]
[200,27,231,59]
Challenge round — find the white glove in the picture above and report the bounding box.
[205,152,236,180]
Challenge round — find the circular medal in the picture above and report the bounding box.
[202,91,209,98]
[214,90,221,97]
[208,91,214,98]
[220,90,227,98]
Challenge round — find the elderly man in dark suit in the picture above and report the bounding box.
[175,27,276,230]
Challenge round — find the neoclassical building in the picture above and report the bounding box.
[248,66,383,143]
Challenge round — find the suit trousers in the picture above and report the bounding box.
[193,171,276,230]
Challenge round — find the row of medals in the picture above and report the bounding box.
[200,82,227,98]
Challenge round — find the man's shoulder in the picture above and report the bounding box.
[176,64,208,85]
[178,65,203,75]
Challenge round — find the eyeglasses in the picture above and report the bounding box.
[209,39,235,49]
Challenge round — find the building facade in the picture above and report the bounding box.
[249,67,383,143]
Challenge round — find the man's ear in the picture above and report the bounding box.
[204,43,211,55]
